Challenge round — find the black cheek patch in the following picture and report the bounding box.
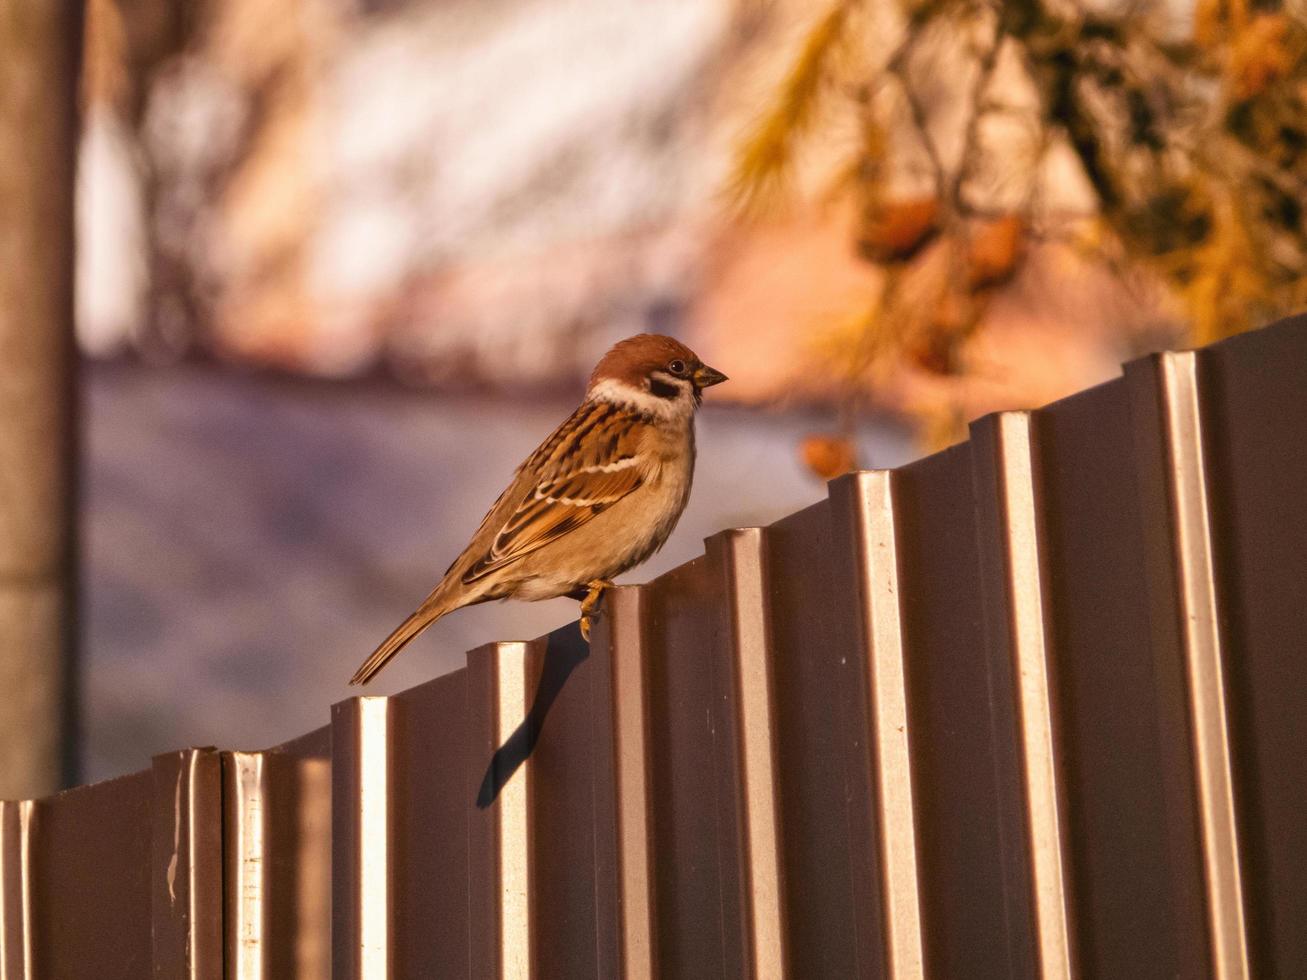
[649,377,681,400]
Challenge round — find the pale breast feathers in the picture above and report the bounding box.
[461,402,653,583]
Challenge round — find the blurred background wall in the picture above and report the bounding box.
[18,0,1301,781]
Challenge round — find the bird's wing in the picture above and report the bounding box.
[460,401,651,584]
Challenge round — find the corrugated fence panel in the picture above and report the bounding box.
[467,641,537,980]
[895,442,1028,977]
[332,695,395,979]
[520,628,599,980]
[1036,375,1207,978]
[972,412,1076,979]
[0,798,34,979]
[828,472,925,980]
[710,527,788,980]
[642,556,740,978]
[767,496,899,980]
[590,586,655,980]
[222,728,331,979]
[391,670,468,979]
[152,749,222,979]
[1129,350,1253,980]
[3,315,1306,978]
[32,770,155,979]
[1195,318,1307,976]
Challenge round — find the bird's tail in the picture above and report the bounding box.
[349,600,450,686]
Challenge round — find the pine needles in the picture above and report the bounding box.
[727,0,1307,454]
[727,0,860,215]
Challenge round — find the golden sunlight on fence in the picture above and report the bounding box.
[3,317,1306,979]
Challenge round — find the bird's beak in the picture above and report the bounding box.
[693,364,728,389]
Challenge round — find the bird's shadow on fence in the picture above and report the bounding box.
[476,621,589,809]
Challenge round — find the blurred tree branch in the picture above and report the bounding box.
[732,0,1307,455]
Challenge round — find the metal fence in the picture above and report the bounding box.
[3,316,1306,979]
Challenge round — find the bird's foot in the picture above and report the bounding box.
[578,579,613,642]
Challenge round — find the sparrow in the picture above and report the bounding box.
[349,333,728,685]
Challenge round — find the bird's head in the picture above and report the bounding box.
[586,334,728,418]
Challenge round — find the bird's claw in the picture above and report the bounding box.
[578,579,612,643]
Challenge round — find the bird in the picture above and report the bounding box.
[348,333,728,685]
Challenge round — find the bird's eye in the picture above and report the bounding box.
[667,359,687,376]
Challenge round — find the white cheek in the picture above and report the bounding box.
[587,378,695,423]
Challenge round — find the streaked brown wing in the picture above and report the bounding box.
[461,403,649,584]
